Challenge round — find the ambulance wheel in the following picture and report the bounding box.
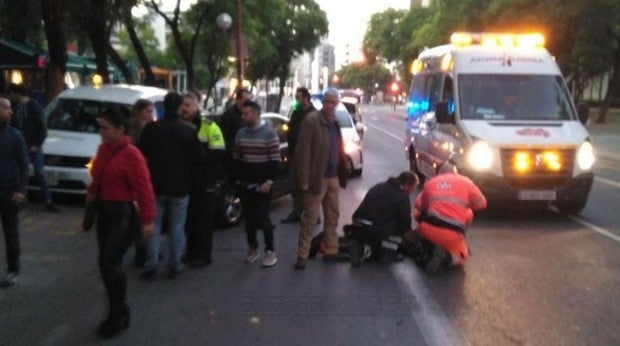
[557,197,587,215]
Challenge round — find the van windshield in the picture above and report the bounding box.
[458,74,574,121]
[45,99,131,133]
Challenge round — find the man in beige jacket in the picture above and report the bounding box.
[293,89,348,270]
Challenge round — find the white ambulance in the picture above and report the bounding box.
[405,32,596,214]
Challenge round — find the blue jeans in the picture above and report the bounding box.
[30,149,52,203]
[144,195,189,272]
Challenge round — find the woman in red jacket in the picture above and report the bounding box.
[86,107,155,338]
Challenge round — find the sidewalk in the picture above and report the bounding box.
[587,108,620,161]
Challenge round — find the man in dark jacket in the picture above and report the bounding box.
[219,88,252,177]
[0,96,29,288]
[281,87,316,223]
[138,92,205,280]
[8,84,59,213]
[347,171,418,266]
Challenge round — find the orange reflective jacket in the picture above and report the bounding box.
[414,173,487,232]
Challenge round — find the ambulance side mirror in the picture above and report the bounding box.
[435,102,454,124]
[577,103,589,125]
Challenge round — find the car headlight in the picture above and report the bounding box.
[467,141,493,171]
[576,141,595,170]
[344,139,360,154]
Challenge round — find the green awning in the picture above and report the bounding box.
[0,38,45,68]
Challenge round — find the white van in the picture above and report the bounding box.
[38,84,167,194]
[405,32,596,214]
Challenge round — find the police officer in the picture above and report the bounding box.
[179,93,226,267]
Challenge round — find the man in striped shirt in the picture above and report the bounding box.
[233,101,281,267]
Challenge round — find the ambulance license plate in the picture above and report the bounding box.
[518,190,556,201]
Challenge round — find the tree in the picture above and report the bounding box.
[336,62,391,98]
[147,0,213,90]
[244,0,328,112]
[40,0,68,103]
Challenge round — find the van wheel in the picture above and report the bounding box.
[557,197,588,215]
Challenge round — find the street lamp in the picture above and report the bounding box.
[216,2,244,86]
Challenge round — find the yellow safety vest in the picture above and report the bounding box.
[197,117,226,150]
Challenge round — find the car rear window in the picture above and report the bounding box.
[45,98,165,133]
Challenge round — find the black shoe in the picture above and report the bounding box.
[349,239,363,267]
[294,258,306,270]
[0,272,18,288]
[322,253,347,262]
[168,267,184,279]
[189,258,212,269]
[140,269,156,282]
[280,214,301,224]
[97,307,130,339]
[46,202,60,213]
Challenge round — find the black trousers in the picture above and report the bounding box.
[96,201,137,314]
[0,194,20,274]
[185,189,215,261]
[240,188,274,251]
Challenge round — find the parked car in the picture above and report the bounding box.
[287,99,364,177]
[37,84,167,194]
[212,112,292,227]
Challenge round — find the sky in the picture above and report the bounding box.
[313,0,411,66]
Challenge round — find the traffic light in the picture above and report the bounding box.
[390,81,400,95]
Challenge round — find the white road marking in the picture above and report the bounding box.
[391,264,462,346]
[594,176,620,188]
[365,122,404,143]
[569,216,620,243]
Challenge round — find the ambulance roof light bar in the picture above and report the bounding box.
[450,32,545,49]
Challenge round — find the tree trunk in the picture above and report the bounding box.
[596,41,620,124]
[87,0,110,83]
[107,42,134,84]
[122,3,156,86]
[41,0,68,104]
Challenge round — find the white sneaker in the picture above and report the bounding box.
[261,251,277,267]
[246,248,260,263]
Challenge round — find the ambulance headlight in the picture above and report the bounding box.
[467,141,493,171]
[576,141,595,170]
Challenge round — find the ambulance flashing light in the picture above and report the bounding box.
[450,32,545,49]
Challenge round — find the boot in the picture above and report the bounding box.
[97,306,130,338]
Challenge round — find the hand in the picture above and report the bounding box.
[257,182,272,194]
[300,183,309,191]
[11,192,25,204]
[141,223,154,238]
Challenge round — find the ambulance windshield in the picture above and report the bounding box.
[458,74,574,121]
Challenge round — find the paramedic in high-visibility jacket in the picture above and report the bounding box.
[414,161,487,273]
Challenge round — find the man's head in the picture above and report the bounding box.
[295,87,311,108]
[0,96,13,124]
[8,83,27,103]
[437,161,458,175]
[241,100,261,127]
[234,88,252,107]
[163,91,184,117]
[180,93,200,121]
[321,88,340,118]
[395,171,419,195]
